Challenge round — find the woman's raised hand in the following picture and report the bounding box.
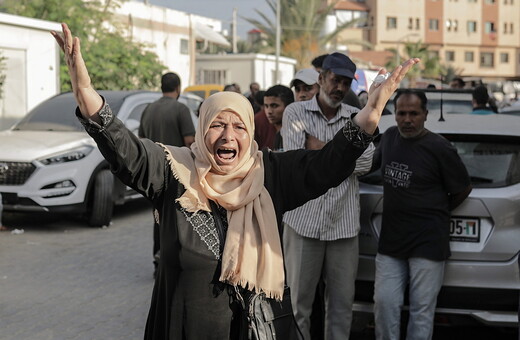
[51,23,103,121]
[354,58,421,134]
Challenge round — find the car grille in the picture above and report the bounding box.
[0,162,36,185]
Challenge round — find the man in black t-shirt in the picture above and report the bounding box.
[371,90,472,340]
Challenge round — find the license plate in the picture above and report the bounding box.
[450,217,480,242]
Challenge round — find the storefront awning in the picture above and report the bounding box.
[194,23,230,47]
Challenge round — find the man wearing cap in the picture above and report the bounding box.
[281,52,375,340]
[290,68,320,102]
[312,53,362,109]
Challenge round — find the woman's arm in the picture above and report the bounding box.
[352,58,420,134]
[52,23,169,200]
[51,23,103,122]
[266,117,370,214]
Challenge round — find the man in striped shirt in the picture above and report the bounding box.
[281,52,375,340]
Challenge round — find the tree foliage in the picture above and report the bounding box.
[244,0,371,69]
[0,0,166,91]
[385,40,443,87]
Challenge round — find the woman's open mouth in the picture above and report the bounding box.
[216,147,237,163]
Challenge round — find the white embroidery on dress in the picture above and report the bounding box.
[153,209,160,224]
[180,207,221,260]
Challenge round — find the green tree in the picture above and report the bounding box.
[0,0,166,91]
[441,64,465,85]
[385,40,443,87]
[244,0,372,69]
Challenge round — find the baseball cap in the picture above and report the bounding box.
[290,68,319,88]
[322,52,356,79]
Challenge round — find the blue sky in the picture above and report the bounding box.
[147,0,271,38]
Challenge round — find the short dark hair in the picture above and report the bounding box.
[224,84,237,91]
[393,89,428,111]
[255,90,266,106]
[451,77,465,88]
[472,85,489,105]
[161,72,181,93]
[264,85,294,107]
[311,54,329,69]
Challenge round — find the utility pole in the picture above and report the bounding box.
[232,8,238,53]
[275,0,280,84]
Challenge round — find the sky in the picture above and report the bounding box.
[147,0,271,38]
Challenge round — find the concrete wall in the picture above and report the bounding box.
[0,13,61,130]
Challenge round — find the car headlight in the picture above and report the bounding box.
[38,146,94,165]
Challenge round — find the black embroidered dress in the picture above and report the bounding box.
[77,102,374,340]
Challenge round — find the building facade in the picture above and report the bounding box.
[0,13,61,130]
[113,0,230,88]
[329,0,520,81]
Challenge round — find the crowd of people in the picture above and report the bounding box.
[50,20,518,340]
[239,54,472,340]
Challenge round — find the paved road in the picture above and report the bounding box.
[1,199,517,340]
[0,199,154,340]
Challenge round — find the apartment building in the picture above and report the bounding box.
[330,0,520,81]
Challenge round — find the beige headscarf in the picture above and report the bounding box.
[163,91,284,300]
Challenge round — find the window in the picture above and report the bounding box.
[480,52,494,67]
[465,51,474,62]
[387,17,397,29]
[453,20,458,32]
[467,21,477,33]
[429,19,439,31]
[180,39,189,55]
[485,0,496,3]
[336,10,368,28]
[446,19,452,31]
[128,104,149,122]
[485,22,496,33]
[408,17,413,30]
[416,18,420,30]
[501,53,509,63]
[510,23,514,33]
[198,69,227,84]
[446,51,455,62]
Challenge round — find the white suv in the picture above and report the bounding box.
[0,90,165,227]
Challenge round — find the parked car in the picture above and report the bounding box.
[0,90,163,227]
[499,104,520,116]
[178,92,204,128]
[354,113,520,328]
[183,84,223,99]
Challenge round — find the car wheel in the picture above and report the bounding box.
[87,169,114,227]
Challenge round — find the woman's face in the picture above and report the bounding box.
[204,110,251,172]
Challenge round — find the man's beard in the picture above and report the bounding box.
[320,91,342,108]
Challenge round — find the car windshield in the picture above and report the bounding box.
[13,92,125,132]
[361,135,520,189]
